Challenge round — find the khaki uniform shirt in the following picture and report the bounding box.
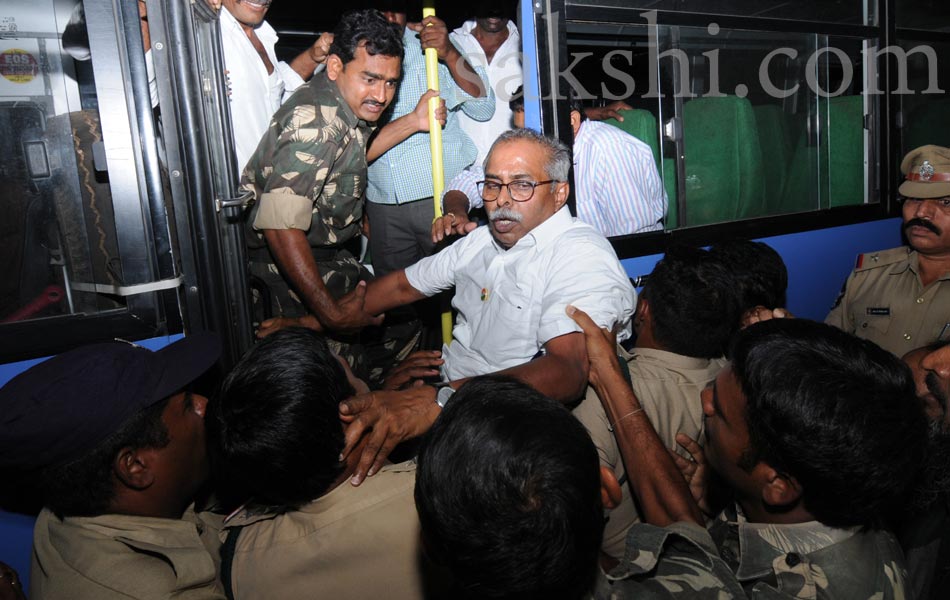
[222,461,445,600]
[573,346,720,560]
[242,71,374,249]
[709,505,910,599]
[31,506,224,600]
[825,246,950,356]
[594,522,747,599]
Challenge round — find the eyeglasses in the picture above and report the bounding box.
[477,179,559,202]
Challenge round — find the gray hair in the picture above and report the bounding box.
[483,129,572,183]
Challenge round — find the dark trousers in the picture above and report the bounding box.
[365,198,436,277]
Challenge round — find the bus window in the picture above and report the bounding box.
[896,39,950,155]
[0,0,253,365]
[601,0,873,27]
[0,0,128,325]
[566,23,879,231]
[896,0,950,31]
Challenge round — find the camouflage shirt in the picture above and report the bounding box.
[241,71,374,249]
[708,505,910,599]
[594,521,747,599]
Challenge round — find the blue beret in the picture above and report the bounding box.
[0,333,220,471]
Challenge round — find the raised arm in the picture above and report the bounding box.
[568,305,704,527]
[410,16,485,98]
[288,32,333,80]
[367,90,446,162]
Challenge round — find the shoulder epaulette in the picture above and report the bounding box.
[853,246,911,272]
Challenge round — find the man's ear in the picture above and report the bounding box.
[570,110,582,138]
[326,54,343,81]
[600,465,622,510]
[635,297,651,325]
[114,447,155,491]
[554,181,570,211]
[759,464,802,508]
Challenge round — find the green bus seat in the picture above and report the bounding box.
[682,96,766,226]
[753,104,793,213]
[782,95,864,212]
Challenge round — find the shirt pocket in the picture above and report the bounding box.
[315,172,363,232]
[854,304,892,336]
[480,287,537,357]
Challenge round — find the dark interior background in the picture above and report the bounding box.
[267,0,519,61]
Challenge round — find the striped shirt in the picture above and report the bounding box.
[367,28,495,205]
[573,120,666,236]
[445,120,667,236]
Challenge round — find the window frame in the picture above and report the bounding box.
[530,0,912,259]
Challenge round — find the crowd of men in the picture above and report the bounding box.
[2,1,950,599]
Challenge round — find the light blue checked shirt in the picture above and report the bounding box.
[445,121,667,236]
[367,27,495,205]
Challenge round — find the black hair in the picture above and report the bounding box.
[730,319,928,528]
[415,376,602,600]
[509,85,524,113]
[207,328,355,514]
[329,9,404,66]
[568,89,588,122]
[38,398,170,518]
[639,245,741,358]
[709,239,788,311]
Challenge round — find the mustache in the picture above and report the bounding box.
[489,208,523,223]
[905,218,942,235]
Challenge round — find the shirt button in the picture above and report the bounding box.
[904,333,912,340]
[917,297,925,304]
[862,322,869,329]
[785,553,801,567]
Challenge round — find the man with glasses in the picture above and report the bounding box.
[826,144,950,356]
[338,129,635,485]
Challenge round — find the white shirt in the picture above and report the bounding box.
[451,20,523,164]
[405,207,636,380]
[220,7,305,171]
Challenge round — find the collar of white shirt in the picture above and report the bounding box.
[220,5,278,48]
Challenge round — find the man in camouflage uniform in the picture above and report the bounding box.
[826,145,950,357]
[575,309,922,598]
[682,319,920,599]
[242,9,439,384]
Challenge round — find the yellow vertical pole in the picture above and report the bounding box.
[422,0,453,346]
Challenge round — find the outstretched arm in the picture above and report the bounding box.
[263,229,381,332]
[568,305,703,527]
[363,270,427,316]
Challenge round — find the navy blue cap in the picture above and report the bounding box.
[0,333,221,471]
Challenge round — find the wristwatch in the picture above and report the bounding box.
[432,382,456,409]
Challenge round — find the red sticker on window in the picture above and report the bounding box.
[0,49,39,83]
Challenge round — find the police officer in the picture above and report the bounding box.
[826,144,950,356]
